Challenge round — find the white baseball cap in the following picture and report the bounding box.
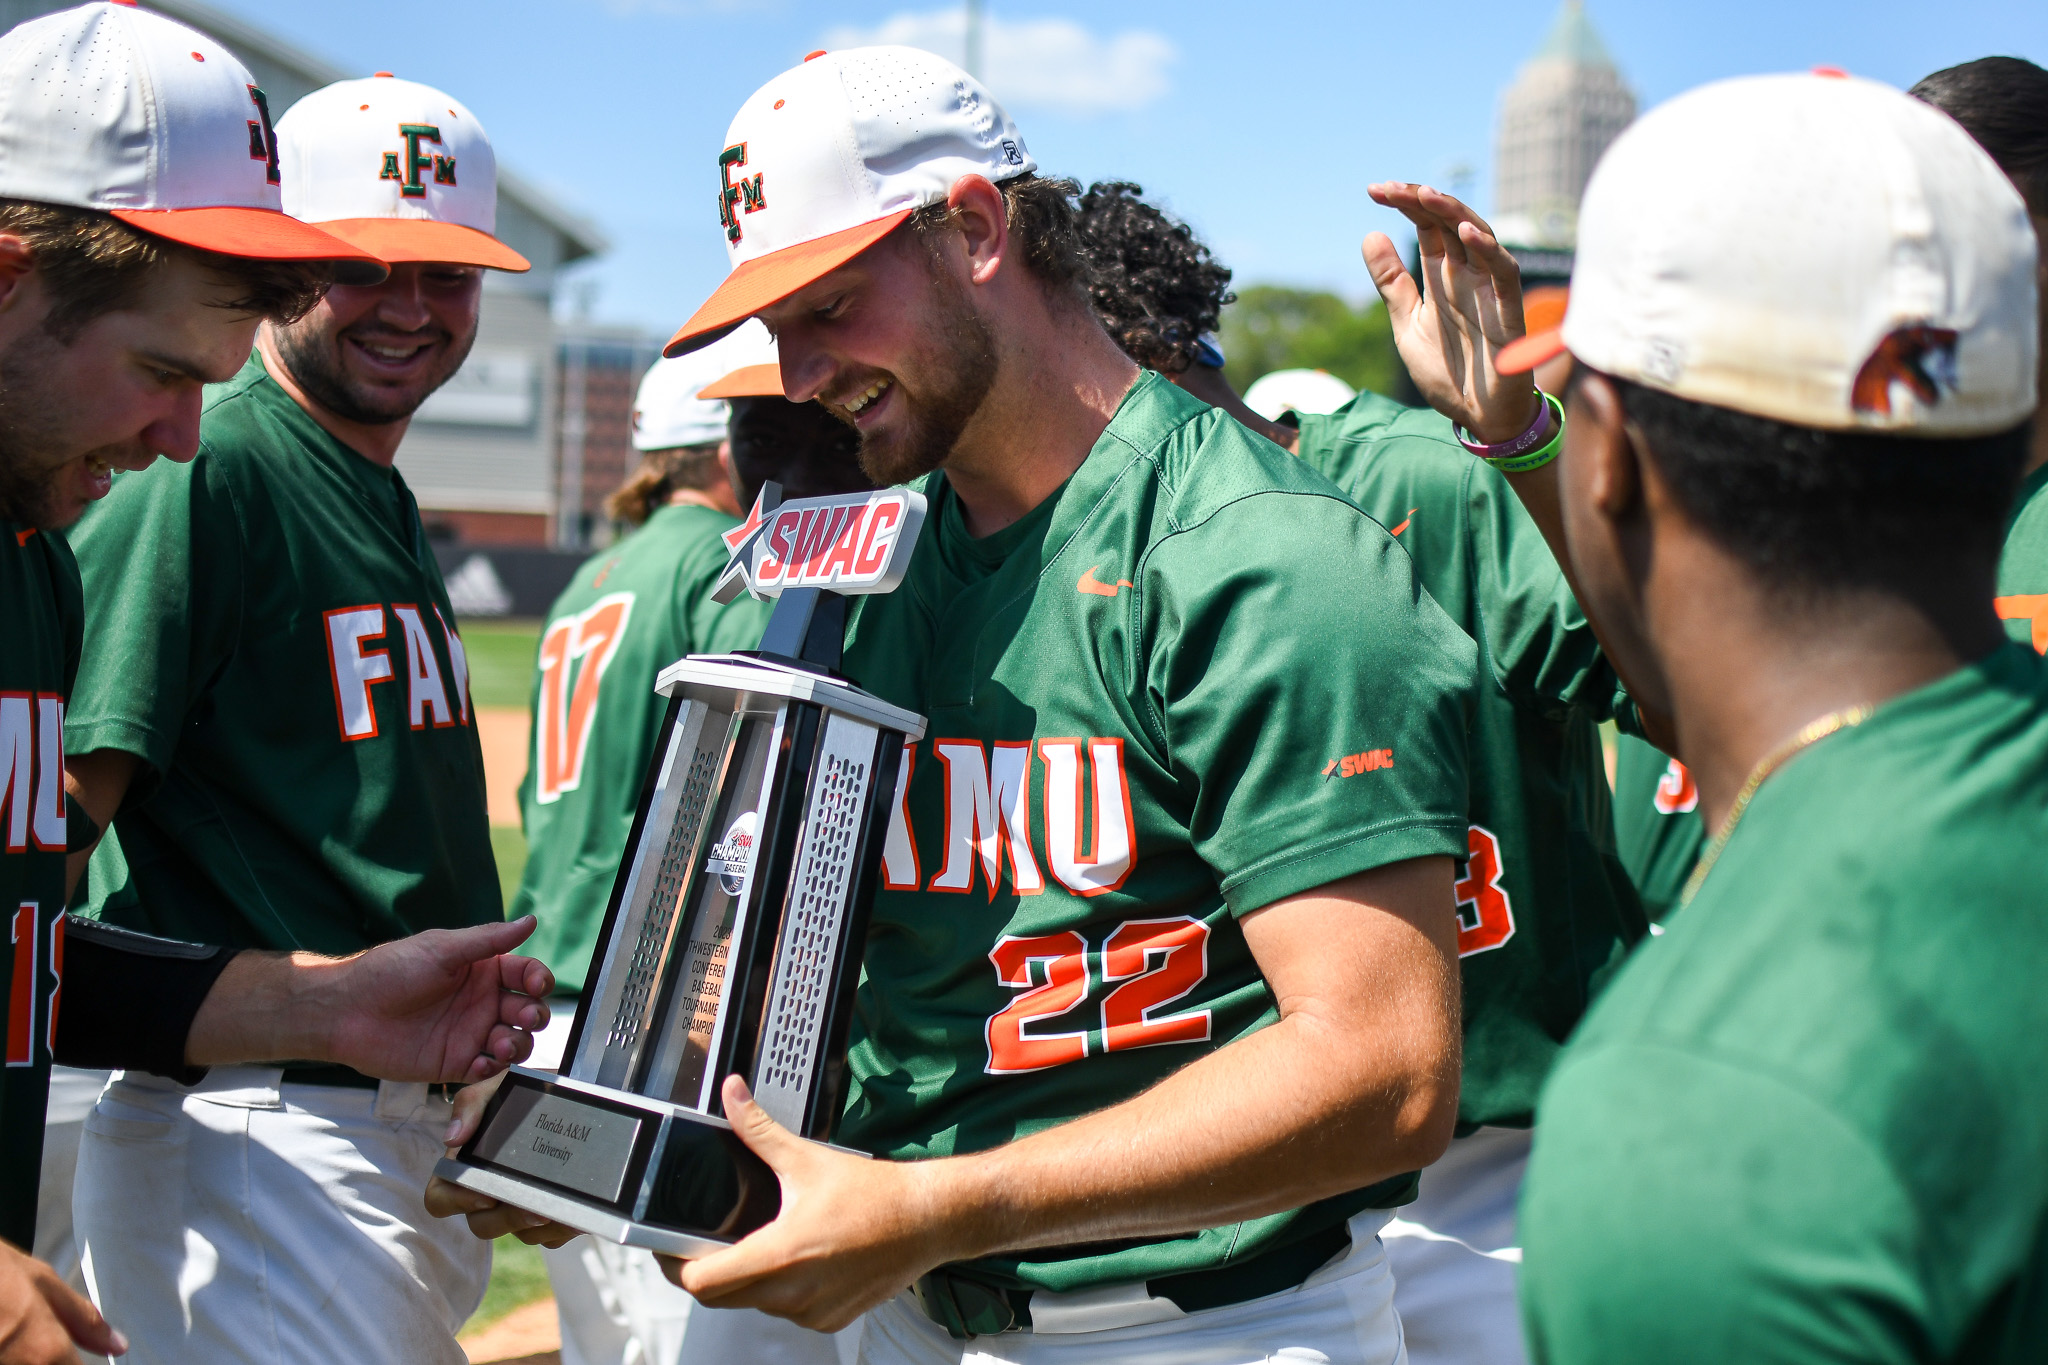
[0,1,384,282]
[275,73,529,272]
[634,320,778,450]
[1500,70,2038,435]
[1244,368,1358,421]
[665,45,1034,357]
[698,322,784,400]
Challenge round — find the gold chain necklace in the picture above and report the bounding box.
[1676,705,1876,910]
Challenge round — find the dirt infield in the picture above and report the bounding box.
[460,1296,561,1363]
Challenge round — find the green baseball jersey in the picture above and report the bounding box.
[1520,643,2048,1363]
[511,502,771,992]
[1609,735,1704,924]
[0,525,80,1248]
[65,353,500,954]
[1995,461,2048,655]
[837,372,1475,1295]
[1291,393,1647,1129]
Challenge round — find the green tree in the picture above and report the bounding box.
[1219,286,1409,401]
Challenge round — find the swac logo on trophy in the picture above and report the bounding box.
[436,483,929,1256]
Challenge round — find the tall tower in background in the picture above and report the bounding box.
[1494,1,1635,257]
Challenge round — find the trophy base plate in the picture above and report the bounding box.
[433,1158,739,1258]
[439,1067,785,1257]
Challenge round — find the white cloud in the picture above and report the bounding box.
[823,9,1176,116]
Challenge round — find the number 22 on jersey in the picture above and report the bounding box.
[986,917,1212,1074]
[534,592,634,804]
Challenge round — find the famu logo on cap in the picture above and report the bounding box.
[665,45,1037,357]
[706,811,759,898]
[718,142,765,243]
[378,122,458,198]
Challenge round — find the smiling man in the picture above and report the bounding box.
[437,46,1495,1365]
[62,73,537,1365]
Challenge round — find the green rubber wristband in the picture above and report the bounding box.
[1486,391,1564,474]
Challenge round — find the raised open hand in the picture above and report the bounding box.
[322,917,554,1084]
[1364,182,1542,444]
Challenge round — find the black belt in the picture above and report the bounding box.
[276,1063,381,1091]
[911,1219,1353,1339]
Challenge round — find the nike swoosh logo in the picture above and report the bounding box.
[1078,565,1134,597]
[14,528,34,546]
[1387,509,1417,538]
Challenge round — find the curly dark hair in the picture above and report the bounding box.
[1073,182,1233,374]
[906,172,1090,295]
[1910,57,2048,216]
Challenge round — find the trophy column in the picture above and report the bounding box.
[435,486,928,1256]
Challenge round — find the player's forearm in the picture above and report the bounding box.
[911,897,1461,1263]
[183,949,351,1066]
[62,747,137,900]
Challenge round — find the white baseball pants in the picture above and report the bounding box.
[37,1066,111,1295]
[73,1067,490,1365]
[1382,1126,1531,1365]
[855,1208,1405,1365]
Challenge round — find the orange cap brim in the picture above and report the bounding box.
[1497,327,1568,376]
[311,218,532,273]
[665,210,912,358]
[110,207,388,285]
[698,363,784,400]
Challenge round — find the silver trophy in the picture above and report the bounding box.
[436,486,927,1255]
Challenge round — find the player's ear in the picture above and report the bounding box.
[0,235,37,315]
[1569,370,1643,528]
[945,175,1009,287]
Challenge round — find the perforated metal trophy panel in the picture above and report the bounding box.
[637,702,798,1110]
[573,700,730,1091]
[749,714,882,1132]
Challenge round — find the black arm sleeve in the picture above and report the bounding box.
[54,916,242,1082]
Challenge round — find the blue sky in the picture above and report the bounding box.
[210,0,2048,337]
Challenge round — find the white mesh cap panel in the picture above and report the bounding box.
[277,75,501,230]
[0,2,280,212]
[716,45,1034,270]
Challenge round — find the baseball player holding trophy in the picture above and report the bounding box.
[428,43,1579,1365]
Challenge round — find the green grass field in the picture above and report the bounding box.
[459,618,542,710]
[466,1235,553,1334]
[460,619,552,1333]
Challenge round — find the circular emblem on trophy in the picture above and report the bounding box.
[707,811,759,898]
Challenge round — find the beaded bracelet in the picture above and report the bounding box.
[1457,391,1565,474]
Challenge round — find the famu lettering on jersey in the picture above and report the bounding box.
[325,601,471,738]
[0,524,80,1248]
[838,373,1475,1296]
[66,353,500,960]
[1291,391,1647,1130]
[511,502,771,992]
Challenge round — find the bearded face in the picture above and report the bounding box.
[848,256,999,488]
[266,262,482,428]
[0,324,159,528]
